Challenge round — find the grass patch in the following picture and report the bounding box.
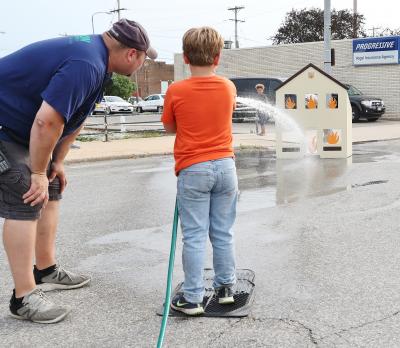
[78,129,167,142]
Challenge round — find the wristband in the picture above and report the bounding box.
[31,171,47,176]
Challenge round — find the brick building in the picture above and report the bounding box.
[174,37,400,119]
[134,60,174,97]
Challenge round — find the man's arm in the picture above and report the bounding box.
[23,101,64,206]
[46,123,84,194]
[52,123,84,163]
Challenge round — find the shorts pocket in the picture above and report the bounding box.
[0,169,22,185]
[0,169,30,206]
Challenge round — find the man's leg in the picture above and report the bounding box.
[33,177,91,291]
[35,200,59,269]
[3,219,37,298]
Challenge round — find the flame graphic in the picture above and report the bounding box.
[328,97,337,109]
[327,131,340,144]
[306,96,317,109]
[285,96,296,109]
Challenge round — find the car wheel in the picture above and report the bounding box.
[157,106,163,113]
[351,105,360,122]
[137,107,143,113]
[367,117,379,122]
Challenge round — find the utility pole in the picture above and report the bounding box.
[228,6,245,48]
[353,0,357,38]
[323,0,332,74]
[368,26,381,37]
[109,0,127,20]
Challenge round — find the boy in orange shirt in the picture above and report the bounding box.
[162,27,238,315]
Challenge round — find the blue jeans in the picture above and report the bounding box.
[177,158,238,304]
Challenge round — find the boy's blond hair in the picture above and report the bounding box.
[182,27,224,66]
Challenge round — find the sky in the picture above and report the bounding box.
[1,0,399,62]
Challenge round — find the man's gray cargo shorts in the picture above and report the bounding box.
[0,140,62,221]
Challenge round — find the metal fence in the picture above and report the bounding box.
[82,113,164,141]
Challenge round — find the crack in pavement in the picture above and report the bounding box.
[205,310,400,347]
[207,318,243,345]
[252,317,319,346]
[320,309,400,342]
[207,316,319,346]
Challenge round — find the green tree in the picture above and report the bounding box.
[272,8,366,44]
[104,74,136,100]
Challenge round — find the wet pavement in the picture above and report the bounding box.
[1,140,400,347]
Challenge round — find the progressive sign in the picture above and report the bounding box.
[353,37,400,66]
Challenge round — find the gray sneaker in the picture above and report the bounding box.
[35,265,91,292]
[10,288,70,324]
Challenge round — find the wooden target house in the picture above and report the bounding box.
[275,63,352,159]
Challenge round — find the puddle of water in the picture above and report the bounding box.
[130,166,172,174]
[236,150,353,209]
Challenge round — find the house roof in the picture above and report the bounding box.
[275,63,348,91]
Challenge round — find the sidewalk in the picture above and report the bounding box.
[65,121,400,163]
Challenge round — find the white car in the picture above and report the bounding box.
[136,94,165,113]
[93,96,134,114]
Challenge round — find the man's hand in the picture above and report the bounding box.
[23,173,49,207]
[49,160,67,193]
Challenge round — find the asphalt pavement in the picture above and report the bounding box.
[1,140,400,347]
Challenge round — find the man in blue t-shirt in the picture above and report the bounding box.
[0,19,157,324]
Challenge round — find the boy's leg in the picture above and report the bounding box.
[3,219,37,297]
[255,117,259,134]
[209,158,238,289]
[177,162,213,304]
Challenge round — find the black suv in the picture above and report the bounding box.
[345,84,385,122]
[230,77,284,122]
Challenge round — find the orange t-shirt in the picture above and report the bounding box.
[161,75,236,175]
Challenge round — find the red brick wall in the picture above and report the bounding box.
[134,60,174,97]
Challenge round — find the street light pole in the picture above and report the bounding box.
[323,0,332,74]
[91,11,111,34]
[109,0,128,132]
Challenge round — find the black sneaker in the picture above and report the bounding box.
[170,293,204,316]
[217,286,235,304]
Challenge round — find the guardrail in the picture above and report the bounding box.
[83,113,164,142]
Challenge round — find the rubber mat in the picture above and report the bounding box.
[157,268,255,317]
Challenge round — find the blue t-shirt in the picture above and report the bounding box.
[0,34,109,143]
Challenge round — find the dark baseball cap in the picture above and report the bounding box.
[108,18,157,59]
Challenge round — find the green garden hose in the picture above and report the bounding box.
[156,199,179,348]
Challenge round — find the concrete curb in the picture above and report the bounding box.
[65,136,400,165]
[64,151,174,164]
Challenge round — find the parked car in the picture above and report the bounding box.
[128,96,143,107]
[93,96,134,114]
[136,94,165,113]
[229,77,285,122]
[345,84,385,122]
